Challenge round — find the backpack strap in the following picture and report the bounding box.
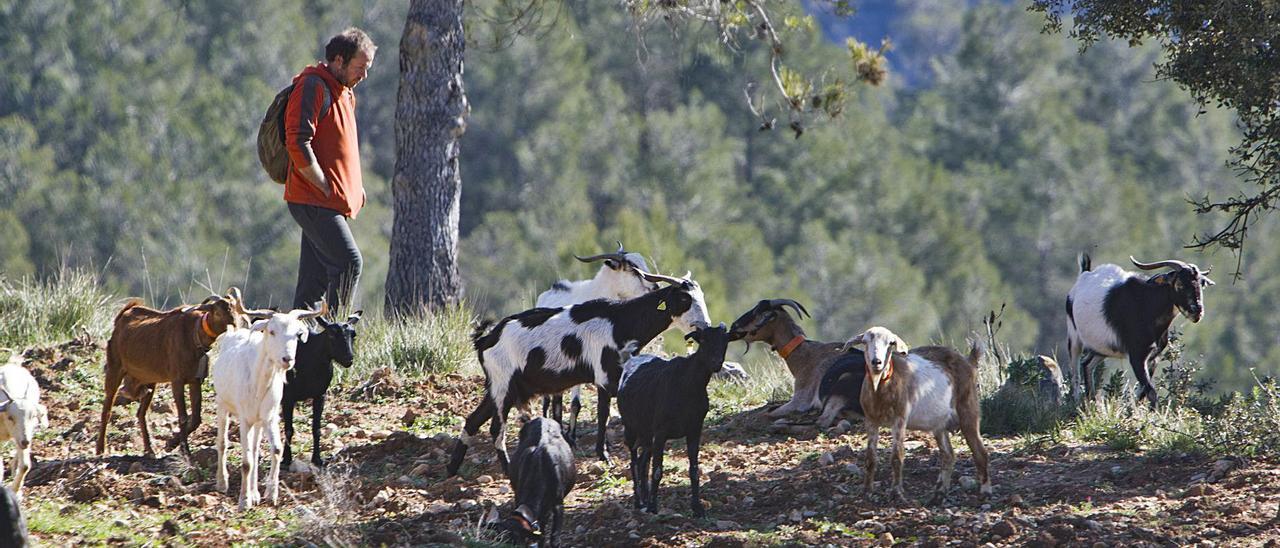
[302,74,333,121]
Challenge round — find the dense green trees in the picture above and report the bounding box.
[0,1,1271,390]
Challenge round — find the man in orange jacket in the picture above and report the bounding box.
[284,27,376,311]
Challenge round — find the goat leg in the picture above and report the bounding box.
[311,395,325,467]
[167,381,189,454]
[493,403,513,476]
[281,400,296,469]
[862,425,878,499]
[445,397,496,477]
[628,443,645,509]
[647,438,666,513]
[136,384,157,458]
[216,407,230,493]
[1131,346,1160,409]
[186,380,202,455]
[687,431,704,517]
[568,388,582,449]
[928,430,955,506]
[97,366,127,456]
[595,391,612,464]
[890,418,908,504]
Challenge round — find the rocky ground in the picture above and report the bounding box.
[15,338,1280,546]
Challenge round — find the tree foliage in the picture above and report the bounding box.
[1031,0,1280,264]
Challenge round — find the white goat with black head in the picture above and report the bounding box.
[446,270,710,477]
[536,242,657,450]
[1066,255,1214,407]
[0,357,46,499]
[212,302,326,510]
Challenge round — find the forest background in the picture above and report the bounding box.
[3,0,1274,391]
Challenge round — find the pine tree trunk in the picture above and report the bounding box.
[386,0,468,314]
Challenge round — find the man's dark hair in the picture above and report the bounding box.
[325,27,376,63]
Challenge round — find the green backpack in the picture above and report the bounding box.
[257,77,331,184]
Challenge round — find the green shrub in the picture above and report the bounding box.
[342,305,479,383]
[0,270,114,348]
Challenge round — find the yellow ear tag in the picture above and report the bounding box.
[657,301,667,311]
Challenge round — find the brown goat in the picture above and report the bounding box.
[727,299,843,418]
[842,326,991,505]
[96,288,269,456]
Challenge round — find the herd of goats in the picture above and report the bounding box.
[0,242,1215,545]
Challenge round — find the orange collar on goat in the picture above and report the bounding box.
[775,335,806,359]
[200,313,219,339]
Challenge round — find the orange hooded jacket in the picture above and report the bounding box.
[283,65,365,218]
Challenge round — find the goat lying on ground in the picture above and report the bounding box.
[483,417,576,547]
[213,303,326,510]
[536,242,657,448]
[842,326,991,505]
[728,299,848,417]
[281,312,361,470]
[445,270,710,477]
[618,324,731,517]
[815,350,868,427]
[1066,255,1214,407]
[98,288,267,456]
[0,358,46,498]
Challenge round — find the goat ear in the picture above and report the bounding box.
[299,330,310,344]
[348,310,363,325]
[843,332,868,351]
[1149,272,1173,286]
[891,335,910,354]
[250,320,269,333]
[604,258,620,270]
[316,316,333,329]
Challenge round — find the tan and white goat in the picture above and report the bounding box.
[841,326,991,504]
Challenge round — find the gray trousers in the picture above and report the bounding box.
[289,203,362,311]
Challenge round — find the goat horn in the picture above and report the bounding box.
[634,269,686,286]
[767,299,810,319]
[226,287,275,319]
[294,300,329,321]
[1130,256,1190,271]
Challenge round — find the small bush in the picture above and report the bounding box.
[343,305,478,383]
[1196,377,1280,460]
[0,271,114,347]
[1070,398,1203,456]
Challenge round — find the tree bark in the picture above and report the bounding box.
[386,0,468,314]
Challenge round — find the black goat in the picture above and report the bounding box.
[618,323,730,517]
[484,417,576,547]
[281,311,361,469]
[815,349,868,427]
[0,485,26,547]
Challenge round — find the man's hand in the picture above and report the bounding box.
[300,162,332,197]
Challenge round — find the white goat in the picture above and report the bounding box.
[212,304,325,510]
[0,358,46,498]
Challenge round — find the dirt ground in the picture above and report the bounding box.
[16,339,1280,546]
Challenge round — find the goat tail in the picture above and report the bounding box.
[1078,252,1092,273]
[967,337,985,368]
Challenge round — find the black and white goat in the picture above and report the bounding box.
[281,312,361,470]
[445,271,710,477]
[535,242,657,448]
[618,323,730,517]
[1065,255,1214,406]
[482,417,576,547]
